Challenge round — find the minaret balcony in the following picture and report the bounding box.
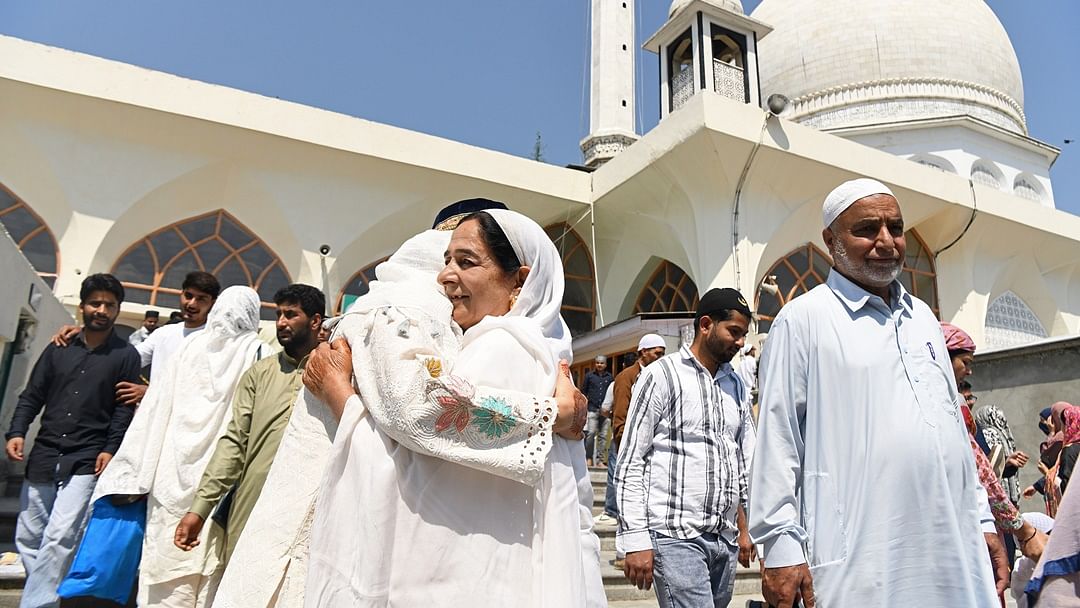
[713,60,747,103]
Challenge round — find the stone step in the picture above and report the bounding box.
[609,594,766,608]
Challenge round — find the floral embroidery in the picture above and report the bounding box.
[470,397,518,438]
[429,380,474,433]
[423,357,443,378]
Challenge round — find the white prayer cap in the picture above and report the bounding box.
[822,178,895,228]
[595,355,607,363]
[637,334,666,351]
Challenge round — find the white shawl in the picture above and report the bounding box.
[304,211,597,607]
[92,286,264,583]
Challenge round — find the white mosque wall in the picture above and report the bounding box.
[841,124,1056,209]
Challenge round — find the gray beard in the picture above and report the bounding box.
[832,240,902,287]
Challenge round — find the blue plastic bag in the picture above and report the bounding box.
[58,497,146,604]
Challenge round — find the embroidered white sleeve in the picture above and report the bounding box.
[342,306,557,486]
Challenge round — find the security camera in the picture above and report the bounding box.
[319,244,332,257]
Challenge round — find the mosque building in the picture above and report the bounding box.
[0,0,1077,390]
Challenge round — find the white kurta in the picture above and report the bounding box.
[135,322,204,384]
[749,270,997,607]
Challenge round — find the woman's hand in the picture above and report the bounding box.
[1022,485,1038,499]
[1006,451,1029,469]
[1015,520,1048,563]
[303,338,356,421]
[553,360,587,439]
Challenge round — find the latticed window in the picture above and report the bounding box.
[984,290,1047,349]
[898,230,939,317]
[756,244,832,333]
[0,185,59,288]
[545,224,595,337]
[756,230,939,332]
[634,261,699,314]
[111,210,290,320]
[338,258,387,314]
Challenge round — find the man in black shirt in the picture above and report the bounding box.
[5,273,141,608]
[581,355,614,466]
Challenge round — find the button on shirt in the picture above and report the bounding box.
[581,369,614,412]
[6,331,142,483]
[615,346,755,553]
[749,270,996,606]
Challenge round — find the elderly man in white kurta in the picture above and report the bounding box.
[748,179,1003,607]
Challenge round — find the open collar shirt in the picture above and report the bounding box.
[615,345,754,553]
[749,270,996,606]
[7,331,141,483]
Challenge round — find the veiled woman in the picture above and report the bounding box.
[91,286,265,607]
[303,209,600,607]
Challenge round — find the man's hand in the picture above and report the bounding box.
[623,549,654,591]
[1006,451,1029,469]
[985,532,1009,595]
[738,530,757,568]
[116,382,148,407]
[304,339,356,419]
[95,452,113,475]
[174,513,205,551]
[5,438,24,462]
[554,361,588,440]
[50,325,80,347]
[762,563,816,607]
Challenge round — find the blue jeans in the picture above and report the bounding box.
[604,441,618,517]
[651,531,738,608]
[584,410,601,461]
[16,475,97,608]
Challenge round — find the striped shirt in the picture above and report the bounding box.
[614,345,755,553]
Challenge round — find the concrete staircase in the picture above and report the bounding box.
[588,467,766,607]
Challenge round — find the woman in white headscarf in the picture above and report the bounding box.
[303,209,600,608]
[92,285,265,607]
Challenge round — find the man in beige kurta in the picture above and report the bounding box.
[174,285,324,564]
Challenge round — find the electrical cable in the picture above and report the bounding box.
[731,112,771,289]
[934,179,978,258]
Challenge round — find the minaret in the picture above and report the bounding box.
[580,0,639,168]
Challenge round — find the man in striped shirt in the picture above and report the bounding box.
[615,288,756,608]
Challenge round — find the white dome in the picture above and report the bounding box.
[670,0,743,17]
[751,0,1026,134]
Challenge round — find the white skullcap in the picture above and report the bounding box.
[595,355,607,363]
[638,334,666,351]
[822,178,895,228]
[1022,511,1054,534]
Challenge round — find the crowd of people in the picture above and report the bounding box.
[3,186,1079,608]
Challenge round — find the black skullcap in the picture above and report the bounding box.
[431,198,509,230]
[144,310,160,319]
[695,288,752,321]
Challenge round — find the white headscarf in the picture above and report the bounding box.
[473,208,573,365]
[93,285,264,503]
[822,178,895,227]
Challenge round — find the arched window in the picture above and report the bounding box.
[0,185,59,288]
[337,257,387,314]
[897,230,939,317]
[984,290,1048,349]
[111,210,290,320]
[545,224,596,337]
[756,230,939,332]
[756,243,832,333]
[634,261,699,314]
[668,29,695,112]
[1013,176,1044,203]
[970,161,1003,190]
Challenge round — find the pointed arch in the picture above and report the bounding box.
[755,229,939,332]
[337,257,388,314]
[984,290,1048,349]
[755,243,832,333]
[110,209,291,320]
[897,229,939,317]
[545,223,596,337]
[0,183,59,288]
[634,260,699,314]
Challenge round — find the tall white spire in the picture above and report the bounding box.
[580,0,638,168]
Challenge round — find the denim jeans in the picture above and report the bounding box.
[603,441,618,518]
[651,531,738,608]
[16,474,97,608]
[594,417,611,462]
[584,410,601,461]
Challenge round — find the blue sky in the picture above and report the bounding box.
[2,0,1077,214]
